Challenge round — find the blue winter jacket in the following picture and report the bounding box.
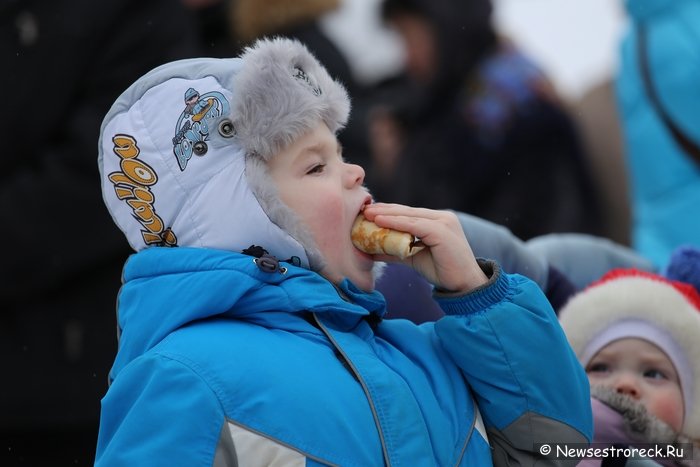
[95,247,592,466]
[616,0,700,267]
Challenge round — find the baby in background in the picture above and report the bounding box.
[559,246,700,466]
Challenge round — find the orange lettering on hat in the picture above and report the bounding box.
[108,134,177,247]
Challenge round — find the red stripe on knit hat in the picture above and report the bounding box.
[590,268,700,312]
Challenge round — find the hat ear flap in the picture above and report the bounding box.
[244,154,325,271]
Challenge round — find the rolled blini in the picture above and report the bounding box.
[351,214,424,259]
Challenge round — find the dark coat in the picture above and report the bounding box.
[0,0,198,462]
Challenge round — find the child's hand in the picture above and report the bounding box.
[362,203,488,294]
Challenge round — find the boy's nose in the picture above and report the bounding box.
[344,162,365,188]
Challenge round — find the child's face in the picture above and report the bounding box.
[586,338,684,432]
[268,123,375,291]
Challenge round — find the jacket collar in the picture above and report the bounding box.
[110,247,387,381]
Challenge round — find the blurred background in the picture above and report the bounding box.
[321,0,631,245]
[322,0,626,101]
[4,0,699,465]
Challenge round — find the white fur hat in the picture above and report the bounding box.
[558,268,700,438]
[98,37,350,269]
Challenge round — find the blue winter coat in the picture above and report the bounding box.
[95,247,592,466]
[616,0,700,267]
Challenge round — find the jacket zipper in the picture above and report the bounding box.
[311,312,393,467]
[311,312,479,467]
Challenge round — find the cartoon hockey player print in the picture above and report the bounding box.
[172,87,230,171]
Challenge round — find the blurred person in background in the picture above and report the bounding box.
[569,78,632,247]
[367,0,603,241]
[615,0,700,268]
[0,0,199,464]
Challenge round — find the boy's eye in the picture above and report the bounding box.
[643,369,667,380]
[586,363,610,374]
[306,163,325,175]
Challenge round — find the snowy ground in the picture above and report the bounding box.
[321,0,628,101]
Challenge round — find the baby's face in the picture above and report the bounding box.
[586,338,684,432]
[268,122,376,291]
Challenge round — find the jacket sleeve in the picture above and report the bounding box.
[433,260,593,466]
[95,352,229,467]
[453,211,549,289]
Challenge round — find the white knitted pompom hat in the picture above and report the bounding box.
[98,37,350,270]
[559,268,700,438]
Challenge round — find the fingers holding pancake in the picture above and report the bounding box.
[351,215,424,259]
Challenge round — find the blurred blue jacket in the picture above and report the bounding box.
[616,0,700,267]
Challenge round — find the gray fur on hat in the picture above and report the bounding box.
[98,37,350,270]
[232,37,350,161]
